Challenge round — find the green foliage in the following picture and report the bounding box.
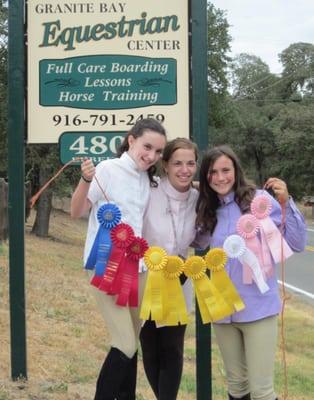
[279,42,314,97]
[269,102,314,198]
[207,2,232,127]
[230,53,280,102]
[208,31,314,197]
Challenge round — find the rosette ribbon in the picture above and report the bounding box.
[98,223,135,294]
[86,204,121,287]
[204,248,246,311]
[223,235,269,294]
[140,247,168,322]
[112,237,148,307]
[161,256,189,326]
[184,256,234,324]
[251,195,293,265]
[237,213,265,284]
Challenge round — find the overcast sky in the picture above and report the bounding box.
[210,0,314,74]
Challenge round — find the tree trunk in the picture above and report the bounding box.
[32,164,53,237]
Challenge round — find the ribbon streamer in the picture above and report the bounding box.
[237,213,265,284]
[98,223,135,294]
[88,204,121,287]
[251,195,293,264]
[204,248,245,311]
[184,256,235,324]
[223,235,270,294]
[140,247,168,321]
[113,237,148,307]
[161,256,189,326]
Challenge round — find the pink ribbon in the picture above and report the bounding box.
[237,213,265,284]
[251,195,293,264]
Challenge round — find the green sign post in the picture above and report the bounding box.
[191,1,211,399]
[8,0,27,379]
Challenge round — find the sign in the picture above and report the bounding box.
[59,131,125,164]
[27,0,190,144]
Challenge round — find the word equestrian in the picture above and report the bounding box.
[39,12,181,51]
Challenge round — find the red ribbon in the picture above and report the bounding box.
[113,237,148,307]
[98,223,135,294]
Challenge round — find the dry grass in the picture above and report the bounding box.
[0,209,313,400]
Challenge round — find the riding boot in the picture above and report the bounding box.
[94,347,131,400]
[117,351,138,400]
[228,393,251,400]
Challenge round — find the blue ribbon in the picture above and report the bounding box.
[85,203,121,274]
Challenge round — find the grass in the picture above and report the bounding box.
[0,209,313,399]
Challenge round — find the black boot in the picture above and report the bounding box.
[228,394,251,400]
[94,347,131,400]
[117,351,138,400]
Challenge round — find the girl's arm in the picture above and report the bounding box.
[265,177,307,252]
[71,159,95,218]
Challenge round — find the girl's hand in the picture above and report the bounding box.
[264,177,289,204]
[81,158,96,182]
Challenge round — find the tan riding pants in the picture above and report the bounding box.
[88,271,147,358]
[213,316,278,400]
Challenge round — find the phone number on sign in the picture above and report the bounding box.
[52,113,165,127]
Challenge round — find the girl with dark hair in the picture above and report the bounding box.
[140,137,199,400]
[194,145,306,400]
[71,118,166,400]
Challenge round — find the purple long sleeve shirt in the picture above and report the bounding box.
[194,190,307,323]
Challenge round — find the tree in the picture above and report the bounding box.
[279,42,314,98]
[270,102,314,198]
[212,100,278,186]
[27,144,80,237]
[230,53,279,101]
[207,2,232,128]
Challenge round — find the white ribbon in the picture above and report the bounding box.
[223,235,270,294]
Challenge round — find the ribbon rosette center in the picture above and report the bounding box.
[144,247,168,271]
[164,256,184,279]
[237,214,259,239]
[223,235,246,258]
[251,195,272,219]
[97,203,122,229]
[205,248,227,272]
[111,223,135,249]
[184,256,206,279]
[127,237,149,261]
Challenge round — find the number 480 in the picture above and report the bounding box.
[69,135,124,155]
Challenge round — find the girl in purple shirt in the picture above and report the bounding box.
[194,145,306,400]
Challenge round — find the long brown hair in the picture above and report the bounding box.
[117,118,167,187]
[196,145,256,233]
[162,137,198,166]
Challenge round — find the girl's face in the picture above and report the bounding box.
[127,130,166,171]
[164,148,197,192]
[207,155,235,196]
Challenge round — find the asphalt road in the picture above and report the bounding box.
[278,224,314,305]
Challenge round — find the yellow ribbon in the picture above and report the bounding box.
[160,256,189,326]
[140,247,168,321]
[184,256,234,323]
[205,248,245,312]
